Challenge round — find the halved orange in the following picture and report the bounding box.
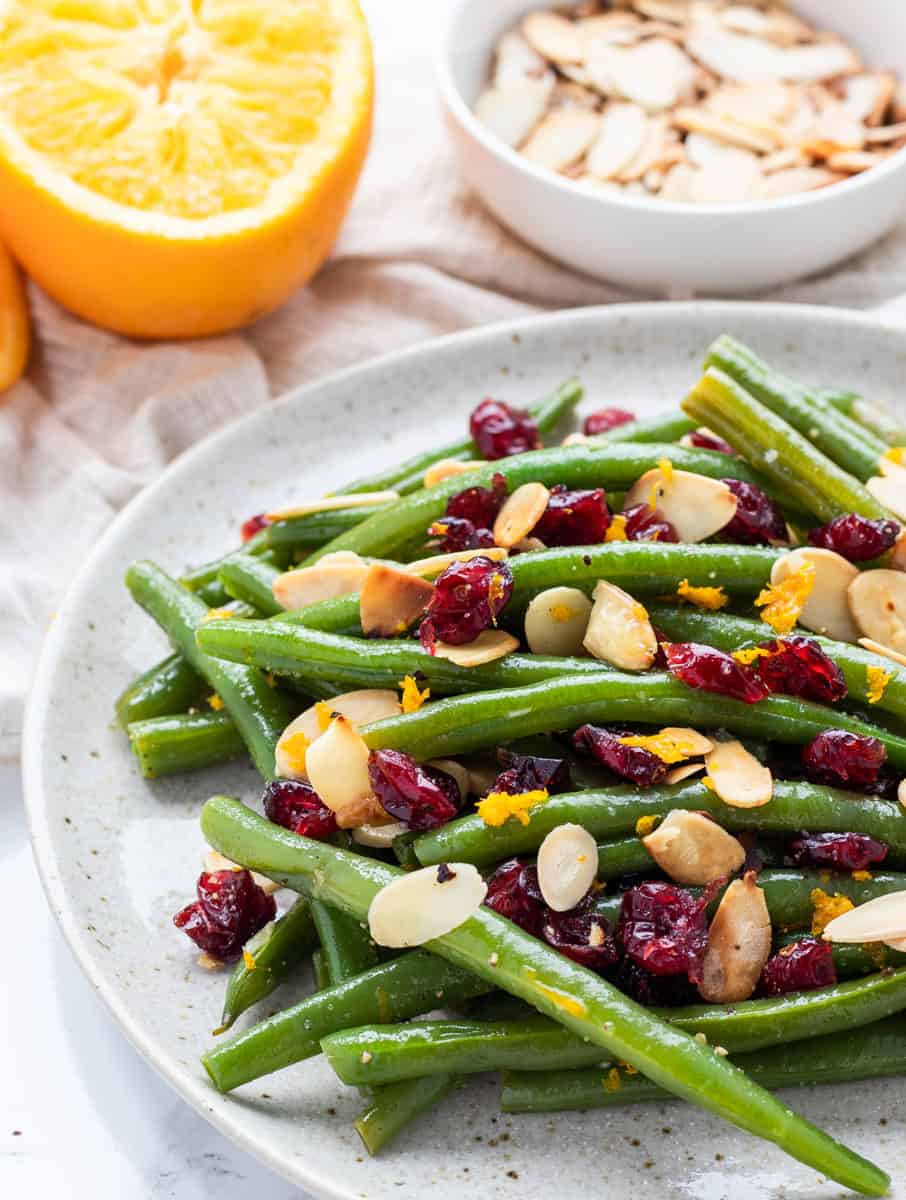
[0,0,373,338]
[0,240,30,391]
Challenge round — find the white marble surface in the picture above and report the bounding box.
[0,765,307,1199]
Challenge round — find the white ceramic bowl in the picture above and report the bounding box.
[437,0,906,294]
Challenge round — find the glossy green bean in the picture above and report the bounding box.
[115,652,207,728]
[354,1075,458,1155]
[309,900,378,987]
[127,711,246,778]
[200,797,888,1195]
[592,411,696,445]
[311,947,330,992]
[596,836,653,879]
[218,553,283,616]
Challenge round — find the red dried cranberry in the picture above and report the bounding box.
[484,859,545,937]
[789,831,888,871]
[263,779,338,841]
[760,937,836,996]
[494,749,571,796]
[807,514,901,562]
[755,636,847,705]
[687,430,735,455]
[613,959,700,1007]
[662,641,769,704]
[444,472,508,527]
[542,897,619,971]
[583,408,635,436]
[368,749,459,831]
[173,869,276,962]
[720,479,787,546]
[618,880,711,982]
[419,555,513,648]
[572,725,667,787]
[241,513,270,542]
[470,399,540,460]
[801,729,886,789]
[428,516,496,554]
[622,502,678,543]
[534,485,611,546]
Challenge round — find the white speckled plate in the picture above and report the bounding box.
[23,303,906,1199]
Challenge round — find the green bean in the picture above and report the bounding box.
[815,386,862,414]
[309,900,378,986]
[201,797,888,1195]
[115,652,207,728]
[311,947,330,992]
[648,604,906,721]
[413,780,906,867]
[596,836,654,879]
[591,411,696,445]
[127,711,246,778]
[218,897,318,1033]
[218,553,283,616]
[500,1013,906,1113]
[705,336,888,482]
[125,562,292,779]
[322,968,906,1086]
[683,368,889,522]
[360,673,906,766]
[181,528,272,595]
[354,1075,458,1155]
[849,398,906,448]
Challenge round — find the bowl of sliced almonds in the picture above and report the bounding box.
[438,0,906,293]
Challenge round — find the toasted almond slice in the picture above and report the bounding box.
[615,114,671,182]
[537,823,599,912]
[867,463,906,521]
[360,563,435,638]
[549,79,602,113]
[643,809,746,886]
[624,467,738,542]
[707,80,797,124]
[706,739,773,809]
[368,863,487,948]
[758,165,840,198]
[305,714,375,827]
[423,458,485,489]
[587,102,648,179]
[672,106,778,154]
[494,30,548,88]
[665,761,706,785]
[522,11,585,65]
[841,72,897,127]
[770,547,859,642]
[511,536,547,554]
[265,492,398,522]
[720,5,803,45]
[352,820,408,849]
[474,81,552,149]
[823,891,906,944]
[659,162,698,202]
[406,546,509,578]
[899,779,906,811]
[521,108,602,171]
[203,849,281,896]
[525,586,593,657]
[699,872,772,1003]
[318,550,367,566]
[759,146,808,174]
[689,150,763,204]
[892,527,906,574]
[884,935,906,952]
[433,629,520,667]
[686,27,859,86]
[800,107,866,158]
[428,758,470,800]
[859,638,906,670]
[272,561,369,611]
[848,569,906,656]
[895,81,906,124]
[826,150,885,174]
[276,689,402,779]
[608,38,697,113]
[661,727,715,757]
[561,431,593,446]
[867,122,906,144]
[583,580,657,670]
[632,0,689,24]
[493,482,550,549]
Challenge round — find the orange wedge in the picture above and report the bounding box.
[0,0,373,338]
[0,241,30,392]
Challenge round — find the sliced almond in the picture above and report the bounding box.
[706,739,773,809]
[407,546,509,578]
[536,823,599,912]
[699,872,772,1003]
[521,108,601,171]
[474,81,552,149]
[522,11,585,65]
[867,462,906,521]
[615,114,672,182]
[707,80,797,123]
[583,580,657,670]
[631,0,689,24]
[432,629,520,667]
[606,38,697,113]
[758,146,808,174]
[550,79,602,113]
[423,458,485,489]
[672,105,778,153]
[587,102,648,179]
[202,849,281,896]
[272,561,369,612]
[665,761,706,784]
[686,27,858,86]
[318,550,367,566]
[493,482,550,549]
[352,820,408,849]
[524,586,593,657]
[801,107,866,158]
[427,758,469,800]
[841,73,896,126]
[660,727,715,757]
[368,863,487,948]
[823,891,906,944]
[689,148,763,204]
[758,165,840,198]
[642,809,745,885]
[623,466,738,542]
[826,150,885,173]
[659,162,698,202]
[858,638,906,671]
[848,569,906,656]
[265,492,398,522]
[770,547,859,642]
[899,779,906,811]
[276,689,401,779]
[494,30,547,88]
[305,714,376,827]
[360,563,435,638]
[866,122,906,144]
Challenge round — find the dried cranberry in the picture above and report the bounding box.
[583,408,635,436]
[534,485,610,546]
[241,513,270,542]
[720,479,787,546]
[801,729,886,789]
[618,881,711,982]
[368,749,459,831]
[428,516,496,554]
[789,831,888,871]
[484,858,545,936]
[572,724,667,787]
[622,502,678,543]
[419,555,513,648]
[493,749,571,796]
[613,959,700,1007]
[662,642,769,704]
[687,430,735,455]
[542,897,619,971]
[755,636,847,706]
[760,938,836,996]
[263,779,338,841]
[807,514,900,562]
[470,399,540,460]
[444,473,508,528]
[173,869,276,962]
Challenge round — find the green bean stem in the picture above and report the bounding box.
[354,1075,458,1155]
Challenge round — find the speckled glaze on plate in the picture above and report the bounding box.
[23,303,906,1199]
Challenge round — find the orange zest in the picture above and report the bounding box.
[675,578,728,610]
[476,789,548,828]
[866,665,892,705]
[754,561,816,634]
[399,674,430,713]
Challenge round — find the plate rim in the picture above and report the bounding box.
[21,298,898,1196]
